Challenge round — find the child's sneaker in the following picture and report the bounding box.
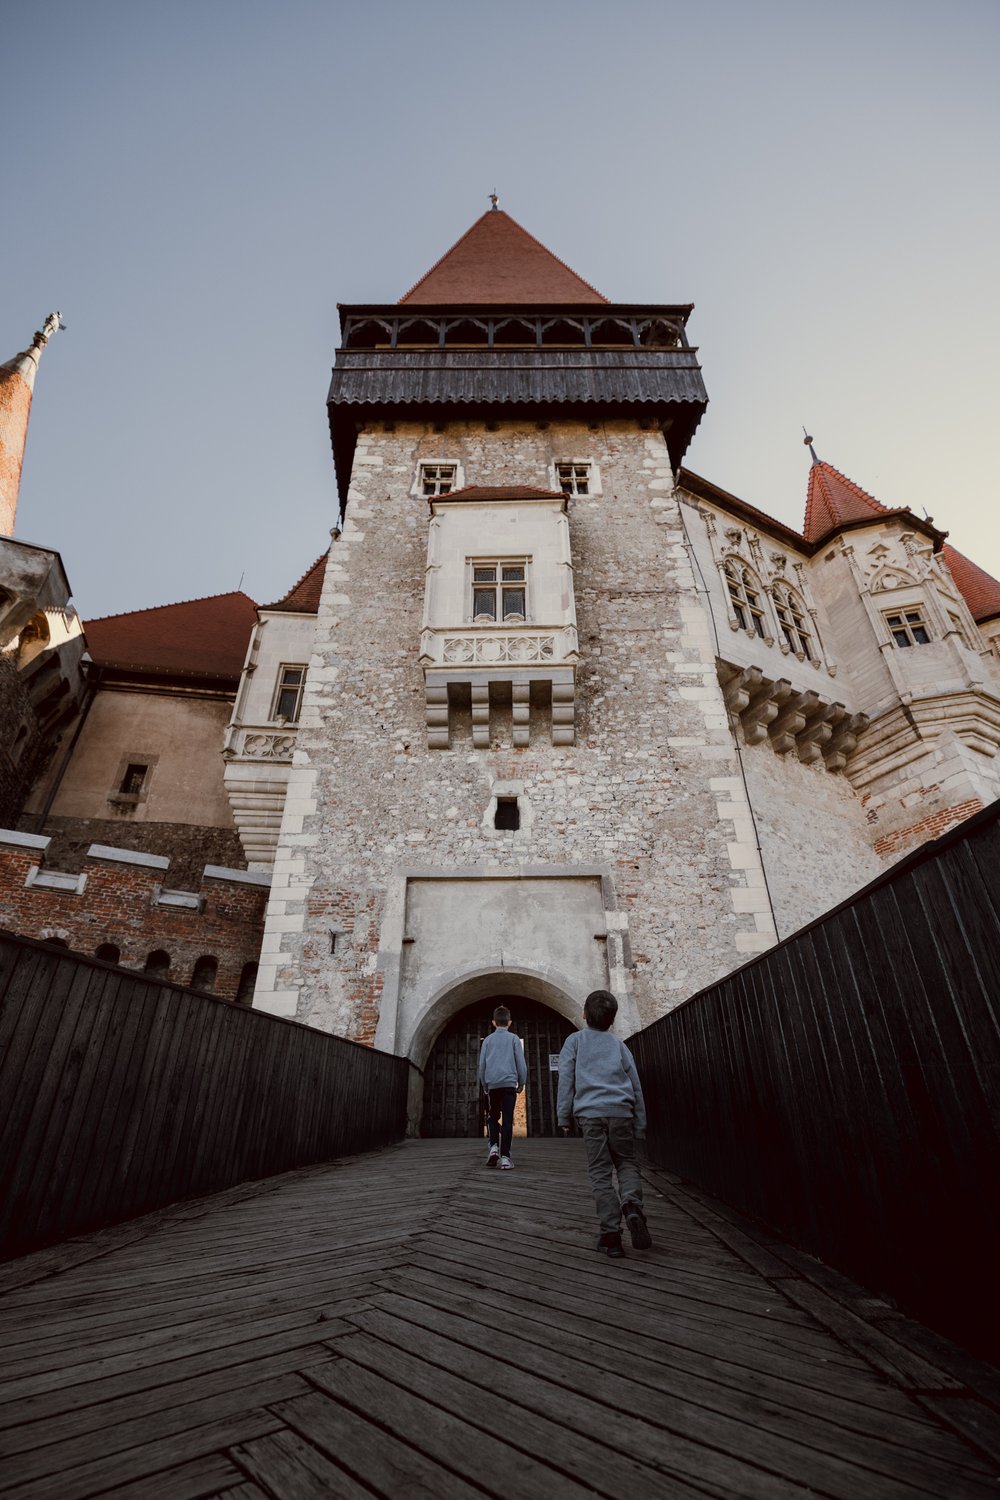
[499,1156,513,1170]
[486,1145,499,1168]
[623,1201,652,1250]
[597,1231,625,1258]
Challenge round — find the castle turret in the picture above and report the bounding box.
[0,314,62,537]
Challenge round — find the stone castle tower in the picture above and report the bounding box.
[252,204,787,1114]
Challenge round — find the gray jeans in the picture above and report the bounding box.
[581,1117,643,1234]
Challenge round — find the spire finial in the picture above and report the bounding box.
[802,426,820,465]
[31,312,65,351]
[489,190,499,211]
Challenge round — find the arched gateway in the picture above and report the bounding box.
[422,995,575,1138]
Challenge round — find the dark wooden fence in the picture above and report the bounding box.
[0,931,411,1260]
[630,801,1000,1361]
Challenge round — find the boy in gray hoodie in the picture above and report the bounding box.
[477,1005,527,1170]
[557,989,652,1257]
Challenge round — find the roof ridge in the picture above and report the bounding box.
[84,588,257,625]
[399,209,608,305]
[262,551,329,611]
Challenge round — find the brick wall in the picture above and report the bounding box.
[0,365,32,537]
[0,833,268,1001]
[873,798,984,860]
[34,815,248,890]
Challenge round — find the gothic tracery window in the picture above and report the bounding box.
[724,559,767,639]
[772,582,814,660]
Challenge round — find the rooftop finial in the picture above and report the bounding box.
[489,190,499,211]
[802,426,820,465]
[32,312,65,352]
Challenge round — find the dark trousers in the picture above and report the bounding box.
[581,1117,643,1233]
[487,1088,516,1158]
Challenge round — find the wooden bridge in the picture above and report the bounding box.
[2,1139,998,1499]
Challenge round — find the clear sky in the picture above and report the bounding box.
[3,0,998,620]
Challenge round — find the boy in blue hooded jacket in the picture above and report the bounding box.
[477,1005,526,1170]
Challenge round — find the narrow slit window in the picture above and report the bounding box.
[495,797,520,831]
[120,763,148,796]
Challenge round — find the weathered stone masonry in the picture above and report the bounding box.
[254,419,778,1042]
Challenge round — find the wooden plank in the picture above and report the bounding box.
[778,1281,963,1392]
[90,1454,247,1500]
[3,1409,283,1500]
[274,1389,483,1500]
[3,1372,311,1489]
[230,1430,376,1499]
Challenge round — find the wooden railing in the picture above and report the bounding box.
[630,801,1000,1361]
[0,932,411,1260]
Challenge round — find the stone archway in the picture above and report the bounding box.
[421,992,576,1139]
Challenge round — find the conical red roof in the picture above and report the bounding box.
[400,209,607,306]
[803,460,890,543]
[942,544,1000,623]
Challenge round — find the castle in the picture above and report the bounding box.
[4,205,1000,1133]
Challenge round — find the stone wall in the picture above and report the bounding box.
[0,652,43,827]
[255,419,781,1044]
[0,830,268,1001]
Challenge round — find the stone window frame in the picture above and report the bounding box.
[466,556,532,626]
[108,752,158,808]
[723,557,773,644]
[412,460,465,499]
[270,663,307,724]
[550,458,602,498]
[771,579,817,663]
[883,606,933,649]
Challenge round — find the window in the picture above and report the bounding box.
[144,949,170,978]
[471,561,527,623]
[236,961,258,1005]
[272,665,306,722]
[556,462,591,497]
[724,560,767,639]
[190,955,218,992]
[420,463,457,497]
[95,942,120,964]
[494,797,520,830]
[884,609,931,648]
[773,583,814,660]
[119,763,148,796]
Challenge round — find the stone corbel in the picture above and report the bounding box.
[425,683,449,749]
[768,690,821,755]
[822,711,870,772]
[551,682,575,745]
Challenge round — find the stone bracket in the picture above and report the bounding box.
[721,665,869,773]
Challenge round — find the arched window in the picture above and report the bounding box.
[236,961,258,1005]
[144,949,170,979]
[772,583,814,660]
[95,942,120,964]
[191,955,218,992]
[724,560,768,639]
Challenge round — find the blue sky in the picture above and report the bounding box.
[3,0,998,618]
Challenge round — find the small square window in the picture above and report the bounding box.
[556,462,591,497]
[421,463,457,497]
[272,664,307,721]
[884,609,931,648]
[495,797,520,831]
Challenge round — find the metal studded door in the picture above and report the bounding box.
[422,996,575,1137]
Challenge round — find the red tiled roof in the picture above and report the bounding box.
[84,592,257,681]
[803,460,890,543]
[400,210,608,306]
[429,484,566,503]
[942,544,1000,623]
[264,553,327,613]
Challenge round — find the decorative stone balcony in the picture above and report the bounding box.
[421,625,579,750]
[719,665,869,773]
[222,723,298,868]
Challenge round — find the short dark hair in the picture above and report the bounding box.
[584,990,618,1030]
[493,1005,511,1026]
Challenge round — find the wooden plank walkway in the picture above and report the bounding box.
[1,1139,998,1498]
